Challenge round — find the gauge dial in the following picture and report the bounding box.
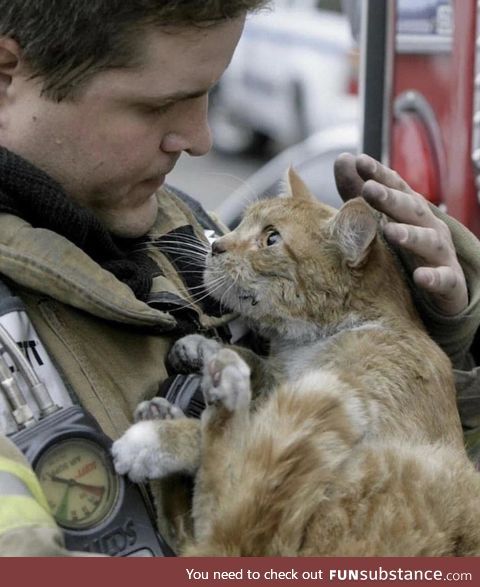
[35,438,120,530]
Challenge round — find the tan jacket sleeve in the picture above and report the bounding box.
[396,204,480,370]
[400,205,480,464]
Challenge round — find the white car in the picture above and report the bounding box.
[209,0,359,155]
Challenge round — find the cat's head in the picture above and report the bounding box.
[205,169,406,340]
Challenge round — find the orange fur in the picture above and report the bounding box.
[181,171,480,556]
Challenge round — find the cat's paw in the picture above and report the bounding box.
[134,397,185,422]
[202,348,251,412]
[168,334,222,373]
[112,421,184,482]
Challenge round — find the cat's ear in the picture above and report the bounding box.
[330,198,378,267]
[286,167,315,201]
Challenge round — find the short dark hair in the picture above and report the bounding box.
[0,0,269,101]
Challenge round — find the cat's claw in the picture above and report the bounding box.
[134,397,185,422]
[168,334,222,373]
[202,348,251,412]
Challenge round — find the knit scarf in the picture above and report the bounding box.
[0,147,157,301]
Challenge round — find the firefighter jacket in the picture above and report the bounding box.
[0,184,234,556]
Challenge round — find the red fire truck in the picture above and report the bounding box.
[364,0,480,235]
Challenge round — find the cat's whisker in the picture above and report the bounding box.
[130,245,208,259]
[188,277,225,292]
[152,235,211,250]
[137,236,210,250]
[173,270,210,276]
[152,249,207,262]
[150,239,208,250]
[202,172,258,204]
[167,277,229,312]
[157,232,210,242]
[190,286,228,309]
[154,244,209,256]
[216,276,239,313]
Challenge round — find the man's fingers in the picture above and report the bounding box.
[414,266,458,292]
[382,221,468,315]
[383,223,453,267]
[356,154,414,194]
[334,154,469,315]
[334,152,365,202]
[412,266,468,315]
[362,181,440,230]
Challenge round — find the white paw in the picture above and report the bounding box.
[134,397,185,422]
[202,348,251,412]
[112,421,182,482]
[168,334,222,373]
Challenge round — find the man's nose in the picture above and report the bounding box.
[186,122,213,157]
[160,96,212,156]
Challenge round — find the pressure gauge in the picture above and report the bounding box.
[35,437,120,530]
[12,404,174,556]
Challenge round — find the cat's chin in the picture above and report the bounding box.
[208,282,260,315]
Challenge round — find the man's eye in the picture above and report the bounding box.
[266,230,281,246]
[142,103,173,116]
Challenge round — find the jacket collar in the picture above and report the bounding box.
[0,213,178,329]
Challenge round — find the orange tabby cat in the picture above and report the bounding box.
[113,170,480,556]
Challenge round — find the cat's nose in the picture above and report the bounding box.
[211,239,227,256]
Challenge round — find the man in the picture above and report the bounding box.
[0,0,478,557]
[0,0,265,556]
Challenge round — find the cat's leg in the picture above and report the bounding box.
[201,347,252,431]
[231,346,277,399]
[134,396,186,422]
[112,398,201,482]
[186,348,252,544]
[168,333,273,400]
[168,333,222,373]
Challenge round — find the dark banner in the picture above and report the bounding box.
[1,556,478,587]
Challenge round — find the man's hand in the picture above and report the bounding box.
[334,153,468,316]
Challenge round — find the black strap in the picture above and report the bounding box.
[164,184,226,235]
[160,374,205,419]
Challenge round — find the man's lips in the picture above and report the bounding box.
[139,159,177,193]
[142,162,176,186]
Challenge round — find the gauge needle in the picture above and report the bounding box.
[49,474,105,498]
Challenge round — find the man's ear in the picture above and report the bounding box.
[330,197,378,267]
[0,38,22,99]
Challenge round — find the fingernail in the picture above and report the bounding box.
[385,223,407,242]
[359,154,377,175]
[396,226,408,241]
[377,186,387,201]
[366,182,387,201]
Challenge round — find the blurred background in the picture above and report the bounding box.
[168,0,360,225]
[168,0,480,236]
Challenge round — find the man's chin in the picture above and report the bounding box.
[97,198,159,238]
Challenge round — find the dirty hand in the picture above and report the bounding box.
[334,153,468,316]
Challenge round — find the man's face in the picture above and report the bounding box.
[0,17,245,237]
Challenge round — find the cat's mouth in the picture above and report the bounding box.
[239,293,258,306]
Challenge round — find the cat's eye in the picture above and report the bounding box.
[266,230,282,246]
